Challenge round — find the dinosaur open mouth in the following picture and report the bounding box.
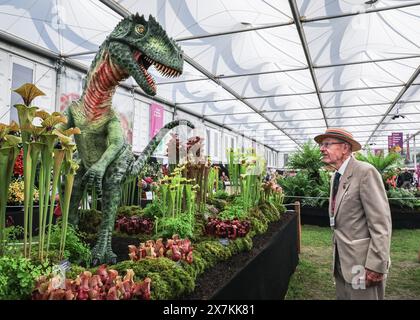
[134,51,181,94]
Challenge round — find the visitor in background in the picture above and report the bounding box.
[397,168,414,189]
[314,128,392,300]
[221,171,229,190]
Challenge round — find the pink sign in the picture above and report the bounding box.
[150,103,164,139]
[392,132,403,153]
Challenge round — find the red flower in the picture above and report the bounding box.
[144,177,153,184]
[13,148,24,177]
[54,204,62,217]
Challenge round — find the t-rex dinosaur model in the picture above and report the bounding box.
[61,14,194,265]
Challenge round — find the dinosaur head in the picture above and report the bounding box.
[107,14,183,96]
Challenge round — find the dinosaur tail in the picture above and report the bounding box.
[129,119,195,177]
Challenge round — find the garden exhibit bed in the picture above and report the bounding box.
[108,211,298,300]
[180,211,298,300]
[82,208,298,300]
[300,206,420,229]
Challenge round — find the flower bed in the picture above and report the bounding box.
[182,211,298,300]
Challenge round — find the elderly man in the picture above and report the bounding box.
[314,128,392,300]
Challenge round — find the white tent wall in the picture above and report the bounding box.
[132,98,150,154]
[0,45,56,123]
[0,49,11,123]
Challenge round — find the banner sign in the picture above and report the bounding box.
[150,103,164,139]
[389,132,403,153]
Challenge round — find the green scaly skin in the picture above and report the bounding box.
[61,14,194,266]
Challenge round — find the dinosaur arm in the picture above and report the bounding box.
[96,116,125,169]
[81,116,125,191]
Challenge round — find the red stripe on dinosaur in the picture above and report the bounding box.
[83,53,127,121]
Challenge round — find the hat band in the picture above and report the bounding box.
[325,131,354,140]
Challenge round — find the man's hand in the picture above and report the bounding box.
[365,268,384,287]
[82,163,106,195]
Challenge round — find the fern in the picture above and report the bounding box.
[279,171,327,207]
[287,140,323,183]
[355,150,402,175]
[387,188,420,209]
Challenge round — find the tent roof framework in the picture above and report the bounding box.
[1,0,420,152]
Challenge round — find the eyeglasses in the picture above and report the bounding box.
[318,142,345,149]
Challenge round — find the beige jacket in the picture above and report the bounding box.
[329,157,392,283]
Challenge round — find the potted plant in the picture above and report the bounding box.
[6,179,40,235]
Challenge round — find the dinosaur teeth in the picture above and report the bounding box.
[149,60,180,78]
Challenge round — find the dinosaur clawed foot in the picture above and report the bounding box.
[91,247,117,266]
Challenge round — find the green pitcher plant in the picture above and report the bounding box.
[10,83,80,261]
[0,122,21,253]
[153,167,197,236]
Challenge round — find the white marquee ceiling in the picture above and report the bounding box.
[1,0,420,152]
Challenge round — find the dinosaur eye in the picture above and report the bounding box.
[135,24,145,35]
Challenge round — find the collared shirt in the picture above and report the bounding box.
[331,156,352,219]
[336,156,351,177]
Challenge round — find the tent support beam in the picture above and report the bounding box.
[158,54,420,83]
[305,2,420,23]
[289,0,328,128]
[366,65,420,146]
[176,21,294,41]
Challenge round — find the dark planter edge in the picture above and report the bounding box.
[209,212,299,300]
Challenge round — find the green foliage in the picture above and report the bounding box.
[194,240,232,268]
[0,256,51,300]
[65,265,87,280]
[217,180,224,191]
[258,201,281,222]
[355,150,402,176]
[142,272,172,300]
[49,222,91,266]
[207,198,228,211]
[1,226,24,256]
[179,254,206,279]
[111,258,195,299]
[316,170,332,207]
[117,205,144,218]
[281,141,331,207]
[192,213,206,240]
[247,201,284,237]
[248,207,268,235]
[107,198,278,300]
[287,141,323,183]
[279,170,330,207]
[226,236,253,255]
[143,201,163,219]
[387,188,420,209]
[249,216,267,235]
[158,214,194,239]
[78,209,102,235]
[218,203,248,220]
[138,161,163,181]
[213,190,229,200]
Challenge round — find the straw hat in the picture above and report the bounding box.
[314,128,361,152]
